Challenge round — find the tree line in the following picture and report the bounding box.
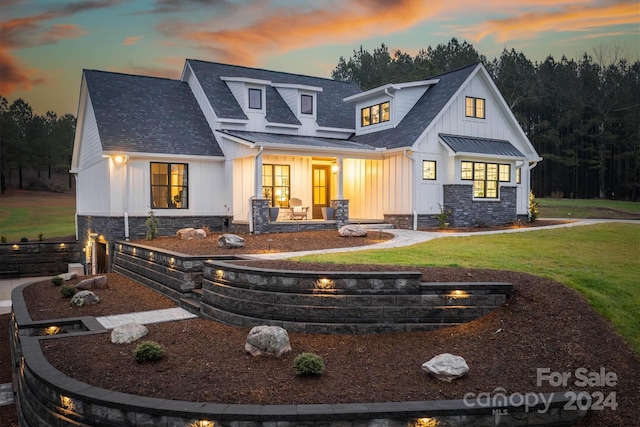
[332,38,640,201]
[0,96,76,194]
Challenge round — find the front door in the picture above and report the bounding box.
[312,165,330,219]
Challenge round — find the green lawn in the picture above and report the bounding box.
[538,198,640,218]
[294,223,640,353]
[0,192,76,242]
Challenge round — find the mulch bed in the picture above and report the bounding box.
[3,225,639,426]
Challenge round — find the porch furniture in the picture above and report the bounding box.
[288,198,309,220]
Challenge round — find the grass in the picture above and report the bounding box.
[295,223,640,353]
[538,197,640,218]
[0,191,76,242]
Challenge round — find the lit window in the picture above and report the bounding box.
[262,164,290,207]
[301,94,313,115]
[465,97,485,119]
[248,88,262,110]
[422,161,436,180]
[461,161,510,199]
[151,163,188,209]
[361,101,390,127]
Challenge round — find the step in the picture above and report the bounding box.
[191,288,203,301]
[0,382,14,406]
[179,297,202,315]
[359,223,395,230]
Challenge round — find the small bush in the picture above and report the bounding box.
[435,204,452,229]
[38,233,44,242]
[20,237,28,242]
[0,235,6,243]
[293,352,325,376]
[145,210,160,240]
[529,190,539,222]
[51,277,64,286]
[60,284,76,298]
[134,341,165,363]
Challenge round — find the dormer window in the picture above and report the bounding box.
[465,97,485,119]
[301,94,313,115]
[248,88,262,110]
[361,101,390,127]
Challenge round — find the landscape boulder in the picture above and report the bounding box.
[176,227,207,240]
[245,325,291,357]
[338,224,368,237]
[55,272,77,282]
[76,275,108,290]
[111,323,149,344]
[421,353,469,382]
[70,290,100,307]
[218,233,245,249]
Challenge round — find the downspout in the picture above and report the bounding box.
[124,158,130,240]
[249,146,264,234]
[74,174,78,240]
[404,149,417,230]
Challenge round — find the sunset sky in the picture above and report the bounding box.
[2,0,639,116]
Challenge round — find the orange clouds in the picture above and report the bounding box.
[468,1,639,43]
[158,0,445,66]
[122,36,144,46]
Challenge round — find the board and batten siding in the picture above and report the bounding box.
[77,92,104,172]
[76,159,110,215]
[394,86,429,125]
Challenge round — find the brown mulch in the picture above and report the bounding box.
[5,226,640,426]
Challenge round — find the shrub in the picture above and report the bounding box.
[293,352,325,376]
[38,233,44,242]
[51,277,64,286]
[529,190,539,222]
[60,284,76,298]
[145,210,160,240]
[20,237,28,242]
[134,341,165,363]
[435,204,452,229]
[0,235,6,243]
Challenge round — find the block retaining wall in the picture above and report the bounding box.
[0,241,81,277]
[10,280,588,427]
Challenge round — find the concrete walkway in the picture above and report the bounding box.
[248,218,638,260]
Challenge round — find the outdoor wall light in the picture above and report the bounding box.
[11,244,19,250]
[331,162,338,173]
[59,243,66,249]
[60,395,75,411]
[410,418,437,427]
[43,326,62,335]
[314,277,335,291]
[149,251,154,259]
[190,421,214,427]
[215,269,224,279]
[449,290,468,299]
[169,257,175,266]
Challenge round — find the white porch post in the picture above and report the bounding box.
[336,157,344,199]
[254,147,263,197]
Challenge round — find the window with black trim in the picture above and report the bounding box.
[461,161,510,199]
[465,96,485,119]
[262,164,290,207]
[248,88,262,110]
[422,160,436,180]
[361,101,390,127]
[151,162,188,209]
[301,94,313,115]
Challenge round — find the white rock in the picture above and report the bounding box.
[338,224,368,237]
[422,353,469,382]
[176,227,206,240]
[70,290,100,307]
[245,325,291,358]
[218,233,245,249]
[56,272,77,281]
[111,323,149,344]
[76,275,108,290]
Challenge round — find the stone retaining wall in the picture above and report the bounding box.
[10,281,588,427]
[0,241,81,277]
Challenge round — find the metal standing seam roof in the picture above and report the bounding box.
[186,60,361,130]
[219,130,377,151]
[439,133,525,157]
[84,70,223,157]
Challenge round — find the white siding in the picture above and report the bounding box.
[76,159,110,215]
[395,87,428,125]
[77,93,104,171]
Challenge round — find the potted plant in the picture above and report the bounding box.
[263,188,279,221]
[321,206,335,220]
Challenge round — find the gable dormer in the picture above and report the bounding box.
[344,79,439,136]
[272,83,323,121]
[220,76,270,116]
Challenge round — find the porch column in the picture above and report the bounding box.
[254,147,263,197]
[336,157,344,199]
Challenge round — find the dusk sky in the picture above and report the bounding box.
[2,0,639,116]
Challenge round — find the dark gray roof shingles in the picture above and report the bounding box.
[439,133,525,157]
[349,63,479,149]
[186,60,361,129]
[84,70,222,156]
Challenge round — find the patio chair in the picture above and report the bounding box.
[288,198,309,220]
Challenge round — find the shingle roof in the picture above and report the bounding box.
[439,133,525,157]
[84,70,222,156]
[186,60,361,129]
[349,63,479,149]
[219,130,376,151]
